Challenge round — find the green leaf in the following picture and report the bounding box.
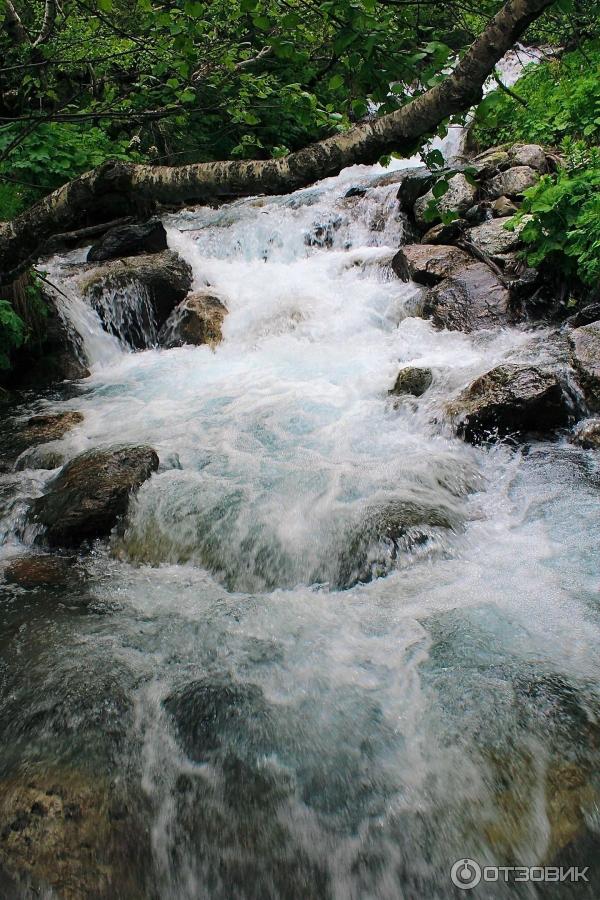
[432,179,449,198]
[328,74,344,91]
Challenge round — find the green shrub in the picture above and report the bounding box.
[473,44,600,149]
[510,151,600,287]
[0,300,26,370]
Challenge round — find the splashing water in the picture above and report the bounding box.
[1,53,599,900]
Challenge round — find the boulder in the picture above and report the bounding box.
[159,291,228,349]
[396,170,436,212]
[571,418,600,450]
[465,202,493,226]
[423,263,515,332]
[471,148,511,179]
[3,555,75,589]
[448,365,574,443]
[414,173,478,228]
[491,196,519,217]
[487,166,539,200]
[389,367,433,397]
[466,217,526,256]
[509,143,547,172]
[568,323,600,410]
[32,445,159,546]
[80,251,193,349]
[420,219,466,245]
[391,244,471,286]
[566,303,600,329]
[87,219,168,263]
[163,678,274,764]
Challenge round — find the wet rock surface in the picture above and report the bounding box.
[80,250,193,349]
[568,322,600,410]
[392,244,470,286]
[423,262,515,332]
[571,418,600,449]
[0,769,150,899]
[487,165,539,199]
[448,364,574,443]
[389,366,433,397]
[87,218,168,262]
[3,555,76,589]
[158,291,228,348]
[466,216,526,256]
[32,445,159,546]
[414,173,477,228]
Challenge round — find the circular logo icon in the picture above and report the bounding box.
[451,858,482,890]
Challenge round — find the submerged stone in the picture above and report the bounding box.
[158,291,228,348]
[389,367,433,397]
[3,555,76,589]
[571,418,600,449]
[448,364,574,443]
[32,445,159,546]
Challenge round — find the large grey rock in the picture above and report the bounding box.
[389,367,433,397]
[487,166,539,199]
[466,217,526,256]
[449,365,574,443]
[413,174,477,228]
[471,148,511,179]
[423,263,515,332]
[32,445,159,546]
[510,144,547,172]
[158,291,228,349]
[568,323,600,410]
[391,244,471,286]
[87,218,167,263]
[571,418,600,449]
[80,251,193,349]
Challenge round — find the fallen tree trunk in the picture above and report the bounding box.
[0,0,553,284]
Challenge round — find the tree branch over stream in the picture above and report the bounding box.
[0,0,554,284]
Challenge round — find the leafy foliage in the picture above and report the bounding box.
[0,300,25,370]
[513,154,600,286]
[473,44,600,148]
[0,0,553,219]
[473,39,600,291]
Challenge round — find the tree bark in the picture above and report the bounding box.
[0,0,553,284]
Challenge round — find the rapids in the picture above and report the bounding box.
[1,47,599,900]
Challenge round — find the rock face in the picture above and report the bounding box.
[80,251,193,349]
[396,170,436,212]
[158,291,228,348]
[571,418,600,449]
[466,217,526,256]
[32,446,159,546]
[21,412,83,447]
[392,244,470,286]
[423,263,514,332]
[414,173,478,228]
[449,365,573,443]
[87,219,168,263]
[472,148,511,179]
[568,323,600,410]
[389,367,433,397]
[510,143,547,171]
[491,196,519,217]
[487,166,539,199]
[0,769,149,899]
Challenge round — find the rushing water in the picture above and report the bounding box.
[1,52,599,900]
